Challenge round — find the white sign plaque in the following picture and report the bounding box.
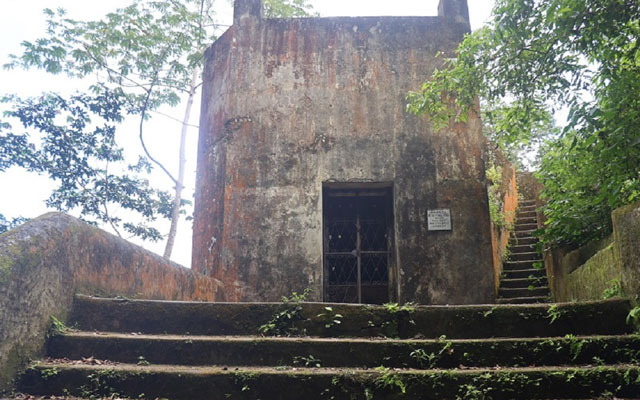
[428,209,452,231]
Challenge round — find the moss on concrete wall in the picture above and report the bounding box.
[550,200,640,303]
[489,148,518,295]
[0,213,223,392]
[613,201,640,302]
[566,244,622,302]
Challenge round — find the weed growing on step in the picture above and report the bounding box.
[136,356,150,366]
[458,383,485,400]
[232,371,258,393]
[564,334,585,361]
[47,315,74,337]
[532,261,544,270]
[374,366,407,394]
[293,354,322,368]
[528,275,545,285]
[316,306,343,329]
[410,337,454,368]
[39,367,59,380]
[377,302,416,337]
[626,307,640,332]
[258,288,311,336]
[602,279,622,299]
[483,306,498,318]
[383,302,416,314]
[79,368,122,399]
[546,305,565,324]
[409,348,434,367]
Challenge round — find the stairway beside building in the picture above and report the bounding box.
[498,199,551,304]
[13,295,640,399]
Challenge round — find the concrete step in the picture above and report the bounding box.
[514,222,539,231]
[502,268,547,279]
[499,287,550,298]
[504,260,544,271]
[518,205,537,213]
[515,229,538,238]
[509,251,541,261]
[500,277,548,288]
[515,216,537,225]
[46,333,640,370]
[19,362,640,400]
[510,243,537,253]
[520,199,537,206]
[68,296,633,339]
[517,210,537,219]
[497,296,550,304]
[509,236,539,246]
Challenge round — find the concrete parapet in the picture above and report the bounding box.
[613,201,640,301]
[0,212,221,391]
[547,201,640,303]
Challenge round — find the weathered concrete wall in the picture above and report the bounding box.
[548,201,640,303]
[193,0,494,304]
[613,201,640,301]
[565,243,622,302]
[0,213,221,391]
[546,236,614,302]
[488,148,518,294]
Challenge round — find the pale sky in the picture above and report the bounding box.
[0,0,495,267]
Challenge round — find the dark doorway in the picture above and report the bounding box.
[323,186,393,304]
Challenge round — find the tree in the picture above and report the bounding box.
[4,0,215,256]
[0,90,173,240]
[3,0,316,257]
[263,0,317,17]
[407,0,640,247]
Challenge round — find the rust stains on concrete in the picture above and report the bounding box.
[193,0,494,304]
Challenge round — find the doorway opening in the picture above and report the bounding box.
[323,185,393,304]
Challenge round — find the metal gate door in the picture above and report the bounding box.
[323,188,391,304]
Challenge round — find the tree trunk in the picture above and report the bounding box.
[163,68,199,259]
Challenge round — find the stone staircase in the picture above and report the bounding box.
[498,199,551,304]
[14,295,640,399]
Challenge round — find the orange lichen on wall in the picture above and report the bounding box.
[489,153,518,295]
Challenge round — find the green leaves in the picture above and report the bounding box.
[409,0,640,248]
[5,0,218,111]
[263,0,317,18]
[0,90,173,241]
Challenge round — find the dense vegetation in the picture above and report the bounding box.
[408,0,640,248]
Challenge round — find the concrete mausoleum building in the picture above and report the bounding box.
[192,0,494,304]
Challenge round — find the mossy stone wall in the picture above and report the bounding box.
[565,244,621,301]
[613,201,640,301]
[551,201,640,303]
[0,213,222,392]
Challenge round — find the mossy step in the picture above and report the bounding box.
[503,268,547,279]
[516,217,538,225]
[497,296,549,304]
[520,199,537,205]
[68,296,632,339]
[498,287,550,298]
[514,222,539,231]
[510,244,538,253]
[504,260,544,270]
[46,333,640,370]
[509,251,542,261]
[516,229,538,237]
[19,362,640,400]
[516,206,537,217]
[501,277,548,288]
[509,236,538,246]
[516,207,538,218]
